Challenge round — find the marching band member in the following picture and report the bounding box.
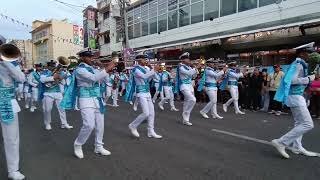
[0,42,26,180]
[125,54,162,139]
[174,52,201,126]
[23,70,31,109]
[158,64,179,111]
[104,71,113,104]
[40,61,73,130]
[110,69,120,107]
[198,59,226,119]
[60,49,116,159]
[221,61,245,115]
[27,63,42,112]
[119,69,129,97]
[152,68,164,103]
[271,42,317,158]
[16,80,24,101]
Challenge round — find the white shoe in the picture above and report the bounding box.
[200,111,209,119]
[158,103,164,110]
[289,148,318,157]
[25,105,29,109]
[17,98,21,101]
[94,147,111,156]
[30,107,35,112]
[61,124,73,129]
[8,171,25,180]
[223,104,227,112]
[236,110,245,115]
[275,111,281,116]
[183,121,192,126]
[133,105,138,111]
[45,124,52,131]
[212,114,223,119]
[152,99,156,103]
[148,132,163,139]
[129,101,133,105]
[129,125,140,138]
[170,107,179,112]
[74,145,84,159]
[113,104,119,107]
[271,139,290,159]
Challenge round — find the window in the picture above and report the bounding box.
[158,14,167,32]
[134,6,141,23]
[158,1,168,15]
[134,23,141,38]
[128,25,134,39]
[149,17,158,34]
[168,0,178,10]
[179,6,190,27]
[179,0,190,8]
[141,3,149,21]
[259,0,277,7]
[204,0,219,20]
[149,0,158,18]
[127,11,133,26]
[238,0,257,12]
[103,11,110,20]
[104,33,110,44]
[220,0,237,17]
[191,1,203,24]
[168,10,178,30]
[142,21,149,36]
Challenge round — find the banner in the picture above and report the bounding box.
[73,25,84,45]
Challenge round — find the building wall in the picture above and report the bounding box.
[32,20,82,65]
[112,0,320,51]
[10,40,33,69]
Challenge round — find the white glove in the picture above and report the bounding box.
[308,74,315,82]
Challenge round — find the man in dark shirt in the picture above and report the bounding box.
[249,68,263,111]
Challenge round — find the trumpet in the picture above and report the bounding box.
[45,56,70,88]
[0,43,21,62]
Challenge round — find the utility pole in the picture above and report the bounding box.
[119,0,129,65]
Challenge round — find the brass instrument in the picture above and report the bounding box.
[0,43,21,61]
[45,56,70,88]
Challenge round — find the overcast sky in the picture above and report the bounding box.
[0,0,97,40]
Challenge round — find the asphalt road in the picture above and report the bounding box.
[1,100,320,180]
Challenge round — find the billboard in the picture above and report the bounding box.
[73,25,84,45]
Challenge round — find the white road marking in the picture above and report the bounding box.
[211,128,320,157]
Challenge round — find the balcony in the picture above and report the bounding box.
[97,0,111,11]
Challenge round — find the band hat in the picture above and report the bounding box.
[179,52,190,60]
[135,52,148,60]
[293,42,315,53]
[77,48,95,57]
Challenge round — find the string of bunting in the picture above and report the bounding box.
[0,13,83,45]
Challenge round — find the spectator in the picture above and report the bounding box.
[249,68,263,111]
[260,69,269,112]
[239,70,250,109]
[267,64,285,116]
[310,75,320,119]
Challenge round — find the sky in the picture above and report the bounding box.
[0,0,97,40]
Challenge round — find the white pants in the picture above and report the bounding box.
[129,96,155,133]
[225,87,241,112]
[24,92,31,108]
[159,86,175,108]
[201,89,219,116]
[181,89,196,122]
[105,86,112,102]
[1,113,20,173]
[30,87,38,108]
[42,95,68,126]
[152,83,164,102]
[278,106,314,149]
[75,108,104,148]
[111,88,119,106]
[16,84,24,99]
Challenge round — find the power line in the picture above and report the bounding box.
[51,0,86,9]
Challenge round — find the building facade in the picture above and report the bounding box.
[96,0,122,56]
[31,19,83,65]
[105,0,320,65]
[10,39,33,69]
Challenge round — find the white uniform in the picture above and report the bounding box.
[179,64,197,123]
[16,82,24,101]
[23,75,30,109]
[277,62,313,151]
[159,71,177,110]
[223,70,244,114]
[104,74,112,103]
[152,72,164,102]
[200,68,224,118]
[110,73,119,106]
[129,65,158,134]
[119,72,128,96]
[27,71,41,111]
[0,61,25,175]
[74,63,109,149]
[40,70,70,128]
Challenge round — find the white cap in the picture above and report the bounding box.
[293,42,315,52]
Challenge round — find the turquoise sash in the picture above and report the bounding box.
[289,84,306,95]
[124,66,148,102]
[205,82,217,87]
[136,84,150,93]
[0,87,15,124]
[228,81,238,86]
[175,64,192,93]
